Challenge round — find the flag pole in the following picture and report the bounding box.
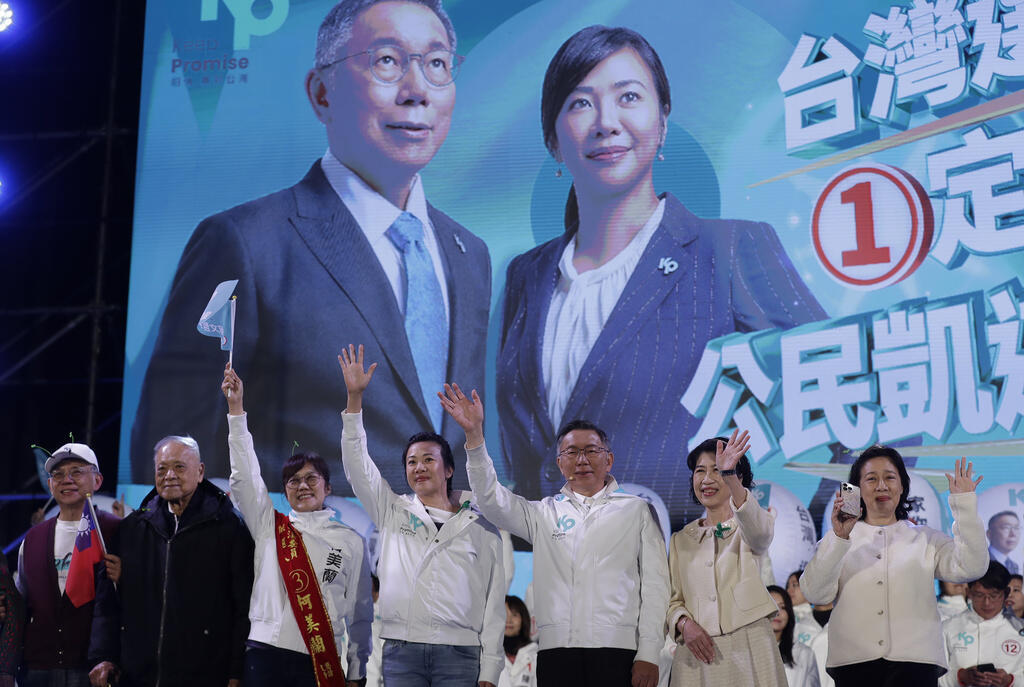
[84,493,108,556]
[228,296,237,368]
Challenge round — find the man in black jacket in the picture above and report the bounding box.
[116,435,254,687]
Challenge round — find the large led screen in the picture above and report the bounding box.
[123,0,1024,580]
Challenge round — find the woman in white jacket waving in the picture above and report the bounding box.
[666,431,788,687]
[337,345,506,687]
[222,366,373,686]
[800,446,988,687]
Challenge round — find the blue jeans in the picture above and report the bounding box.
[381,640,480,687]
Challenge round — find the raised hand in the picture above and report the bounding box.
[830,490,858,540]
[222,364,244,415]
[111,492,126,519]
[715,428,751,474]
[438,383,485,448]
[338,344,377,412]
[946,457,982,494]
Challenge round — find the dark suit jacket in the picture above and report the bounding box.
[496,193,827,527]
[131,161,491,492]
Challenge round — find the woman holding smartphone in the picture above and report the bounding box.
[800,446,988,687]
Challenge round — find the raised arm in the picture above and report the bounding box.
[223,365,275,536]
[440,383,537,542]
[934,458,987,582]
[338,344,397,527]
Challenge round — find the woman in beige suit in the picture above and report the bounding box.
[666,430,787,686]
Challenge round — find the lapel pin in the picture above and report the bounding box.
[658,256,678,275]
[453,234,466,254]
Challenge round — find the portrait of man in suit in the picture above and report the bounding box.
[987,511,1022,575]
[131,0,490,491]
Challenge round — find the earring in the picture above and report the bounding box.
[657,149,665,162]
[555,167,563,178]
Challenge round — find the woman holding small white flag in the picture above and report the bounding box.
[222,365,373,687]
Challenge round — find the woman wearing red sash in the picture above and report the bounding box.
[222,366,373,687]
[338,345,506,687]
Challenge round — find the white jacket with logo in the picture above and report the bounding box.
[340,412,505,685]
[940,609,1024,686]
[800,492,988,670]
[465,443,670,663]
[498,642,538,687]
[228,413,372,678]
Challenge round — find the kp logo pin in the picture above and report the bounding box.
[658,257,678,275]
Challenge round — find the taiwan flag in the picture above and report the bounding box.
[65,502,104,607]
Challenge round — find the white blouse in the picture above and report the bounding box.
[541,199,665,428]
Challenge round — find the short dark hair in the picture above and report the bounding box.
[504,595,532,656]
[540,26,671,231]
[988,510,1020,529]
[686,437,754,503]
[315,0,457,68]
[848,445,911,521]
[969,560,1011,596]
[1011,574,1023,585]
[555,419,611,451]
[402,432,455,496]
[767,585,796,667]
[282,452,331,487]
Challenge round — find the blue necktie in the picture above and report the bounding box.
[387,212,449,432]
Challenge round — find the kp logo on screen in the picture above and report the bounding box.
[201,0,289,50]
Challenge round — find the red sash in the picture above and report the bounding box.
[274,511,346,686]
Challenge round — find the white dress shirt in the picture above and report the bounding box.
[541,199,665,428]
[320,149,450,322]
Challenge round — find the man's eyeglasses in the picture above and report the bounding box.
[969,589,1005,603]
[50,467,97,481]
[286,473,323,490]
[557,447,609,461]
[320,45,464,87]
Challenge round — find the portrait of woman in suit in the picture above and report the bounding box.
[495,25,827,523]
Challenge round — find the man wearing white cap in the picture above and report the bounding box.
[17,443,121,687]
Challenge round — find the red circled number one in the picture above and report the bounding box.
[840,181,891,267]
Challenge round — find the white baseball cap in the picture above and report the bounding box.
[45,443,100,473]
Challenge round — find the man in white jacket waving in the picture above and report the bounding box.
[438,383,670,687]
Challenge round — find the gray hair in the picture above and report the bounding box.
[153,435,201,461]
[314,0,457,69]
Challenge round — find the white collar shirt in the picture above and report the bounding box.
[320,149,450,322]
[541,199,665,428]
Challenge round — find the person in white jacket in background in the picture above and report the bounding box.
[438,383,669,687]
[940,561,1024,687]
[338,346,505,687]
[500,595,538,687]
[800,446,988,687]
[937,580,970,622]
[222,366,372,686]
[769,585,820,687]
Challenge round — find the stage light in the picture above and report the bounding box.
[0,3,12,32]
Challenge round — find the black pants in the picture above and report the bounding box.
[537,647,636,687]
[830,659,942,687]
[244,641,317,687]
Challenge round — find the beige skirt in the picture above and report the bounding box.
[669,616,788,687]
